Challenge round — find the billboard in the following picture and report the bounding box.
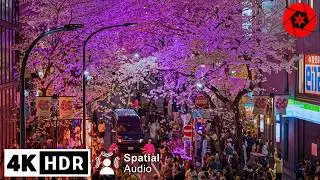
[305,55,320,95]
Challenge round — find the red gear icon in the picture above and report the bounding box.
[283,3,317,38]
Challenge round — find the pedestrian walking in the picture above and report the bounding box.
[149,119,160,141]
[142,138,156,155]
[274,152,283,180]
[303,158,313,180]
[295,160,304,180]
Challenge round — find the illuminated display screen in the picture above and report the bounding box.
[276,122,280,142]
[305,55,320,95]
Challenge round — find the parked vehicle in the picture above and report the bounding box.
[112,109,144,151]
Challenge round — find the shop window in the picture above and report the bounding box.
[283,119,289,160]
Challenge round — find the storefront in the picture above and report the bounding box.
[278,98,320,176]
[278,54,320,177]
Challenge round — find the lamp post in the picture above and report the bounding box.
[82,23,137,147]
[19,24,84,148]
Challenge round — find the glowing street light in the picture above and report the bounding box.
[196,82,204,91]
[19,24,84,148]
[82,22,137,146]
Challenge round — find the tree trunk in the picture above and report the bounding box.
[213,115,223,153]
[233,105,243,161]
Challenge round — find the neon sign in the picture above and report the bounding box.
[305,55,320,95]
[286,98,320,124]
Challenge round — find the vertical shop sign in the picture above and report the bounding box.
[312,143,318,156]
[253,96,269,115]
[274,96,289,115]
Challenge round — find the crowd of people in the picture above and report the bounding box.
[153,128,320,180]
[87,111,318,180]
[145,122,270,180]
[295,158,320,180]
[140,112,283,180]
[18,103,320,180]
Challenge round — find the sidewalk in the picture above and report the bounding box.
[283,166,295,180]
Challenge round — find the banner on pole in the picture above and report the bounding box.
[36,97,51,117]
[274,95,289,115]
[253,96,269,115]
[59,97,74,119]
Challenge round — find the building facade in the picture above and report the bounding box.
[0,0,19,178]
[277,0,320,178]
[253,0,320,178]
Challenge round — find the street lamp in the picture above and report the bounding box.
[82,22,137,147]
[19,24,84,148]
[196,82,204,91]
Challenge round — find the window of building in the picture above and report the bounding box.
[0,0,18,162]
[1,0,14,22]
[0,27,16,84]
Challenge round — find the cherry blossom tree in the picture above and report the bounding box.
[149,0,296,152]
[19,0,297,154]
[89,52,158,112]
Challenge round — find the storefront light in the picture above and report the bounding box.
[286,98,320,124]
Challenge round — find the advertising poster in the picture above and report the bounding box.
[35,97,51,118]
[59,97,74,119]
[253,96,269,115]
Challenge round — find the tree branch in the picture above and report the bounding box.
[207,85,230,104]
[232,61,255,107]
